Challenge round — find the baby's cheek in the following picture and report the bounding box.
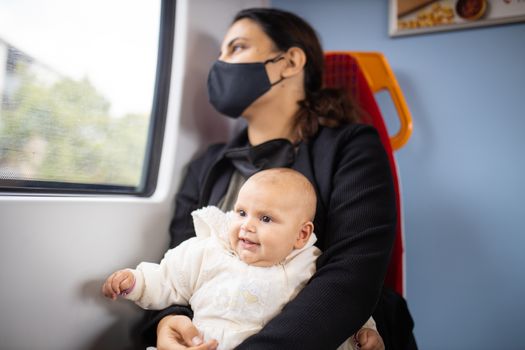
[229,221,241,234]
[228,223,240,242]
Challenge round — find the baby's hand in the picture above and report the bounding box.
[102,269,135,300]
[354,327,384,350]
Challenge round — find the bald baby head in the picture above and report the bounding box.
[244,168,317,221]
[230,168,317,266]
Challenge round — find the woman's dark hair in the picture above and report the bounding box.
[233,8,360,140]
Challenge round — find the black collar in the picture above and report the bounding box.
[224,137,297,178]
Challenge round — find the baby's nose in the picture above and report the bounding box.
[240,218,256,233]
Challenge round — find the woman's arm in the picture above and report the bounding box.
[237,126,397,349]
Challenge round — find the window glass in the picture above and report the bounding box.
[0,0,161,190]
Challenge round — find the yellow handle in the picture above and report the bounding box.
[347,52,413,150]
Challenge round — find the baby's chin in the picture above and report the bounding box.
[237,250,277,267]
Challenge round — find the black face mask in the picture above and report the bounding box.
[207,55,285,118]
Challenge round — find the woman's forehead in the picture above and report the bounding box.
[222,18,272,48]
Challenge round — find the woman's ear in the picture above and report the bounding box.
[282,46,306,78]
[294,221,314,249]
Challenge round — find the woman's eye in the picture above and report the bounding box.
[238,210,246,217]
[232,44,245,53]
[261,216,272,223]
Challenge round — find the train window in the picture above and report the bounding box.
[0,0,173,195]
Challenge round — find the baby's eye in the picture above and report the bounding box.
[238,209,246,217]
[261,215,272,223]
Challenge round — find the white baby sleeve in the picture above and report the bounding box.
[124,236,207,309]
[362,316,377,331]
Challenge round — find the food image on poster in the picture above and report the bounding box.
[455,0,487,20]
[390,0,525,36]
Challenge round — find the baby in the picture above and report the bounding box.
[103,168,381,349]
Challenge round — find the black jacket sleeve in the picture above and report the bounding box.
[236,126,397,349]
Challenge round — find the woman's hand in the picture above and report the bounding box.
[157,315,218,350]
[355,328,385,350]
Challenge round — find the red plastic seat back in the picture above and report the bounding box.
[324,52,404,296]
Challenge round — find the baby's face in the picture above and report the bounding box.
[229,179,311,267]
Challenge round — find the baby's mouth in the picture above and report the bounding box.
[239,237,259,249]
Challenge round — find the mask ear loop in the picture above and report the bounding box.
[264,55,286,86]
[263,54,285,65]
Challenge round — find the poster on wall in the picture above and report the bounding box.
[389,0,525,36]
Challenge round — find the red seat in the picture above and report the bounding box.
[324,52,412,296]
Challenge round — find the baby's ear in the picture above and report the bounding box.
[294,221,314,249]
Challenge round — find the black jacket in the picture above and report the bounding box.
[139,123,400,349]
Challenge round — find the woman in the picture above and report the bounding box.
[140,7,399,350]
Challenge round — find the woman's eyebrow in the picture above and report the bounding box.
[226,36,248,48]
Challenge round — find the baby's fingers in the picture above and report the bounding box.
[119,272,135,292]
[110,270,135,296]
[102,273,119,299]
[109,270,127,295]
[356,328,384,350]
